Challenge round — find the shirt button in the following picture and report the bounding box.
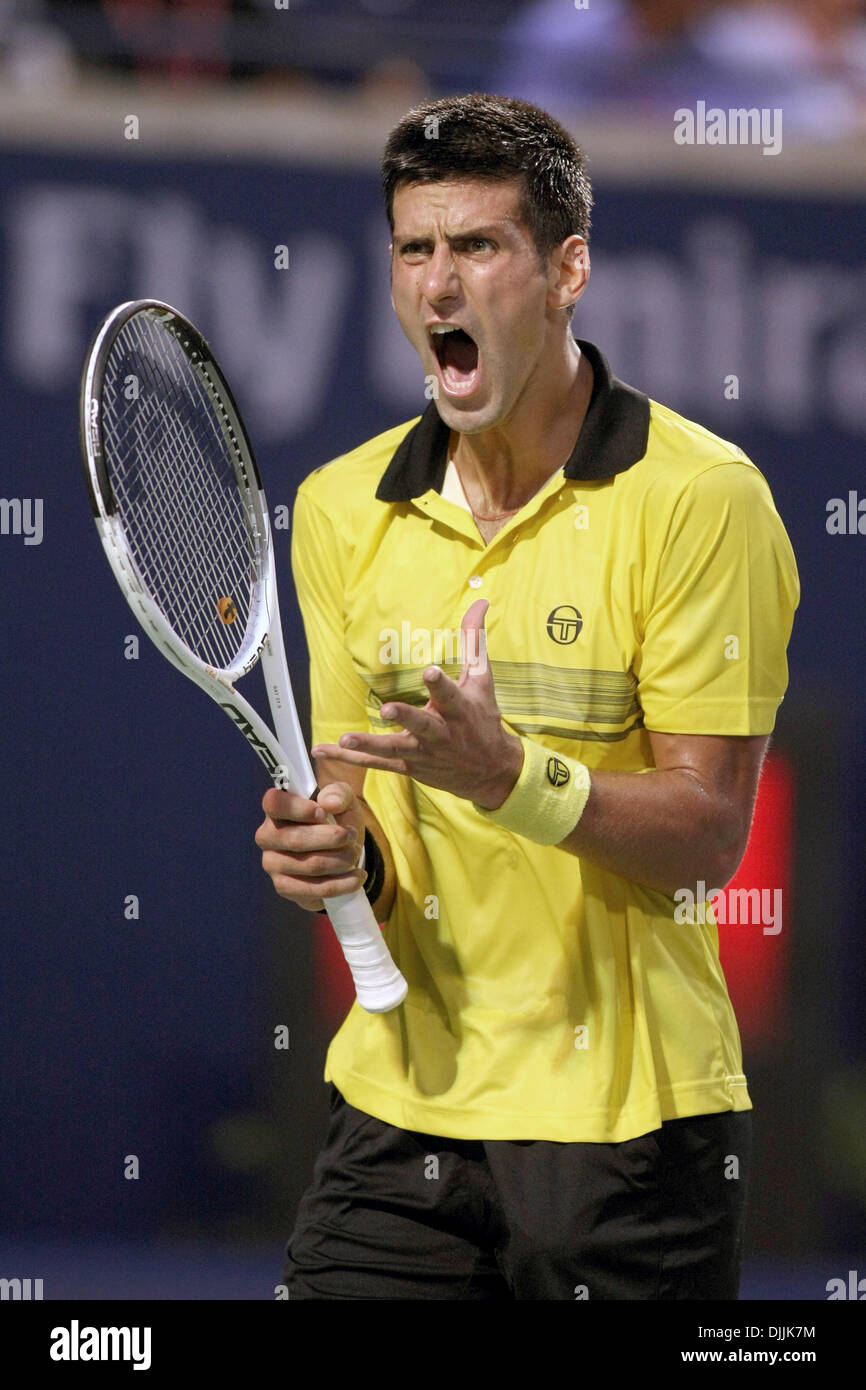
[468,574,483,588]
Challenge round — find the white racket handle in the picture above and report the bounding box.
[321,882,408,1013]
[265,726,408,1012]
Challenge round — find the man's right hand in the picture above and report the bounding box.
[255,781,367,911]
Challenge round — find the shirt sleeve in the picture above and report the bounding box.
[634,461,800,735]
[290,480,370,748]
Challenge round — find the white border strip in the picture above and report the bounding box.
[2,79,866,195]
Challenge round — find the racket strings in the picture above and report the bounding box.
[135,385,241,657]
[101,313,259,670]
[113,316,254,666]
[114,384,248,670]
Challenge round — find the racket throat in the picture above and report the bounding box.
[205,666,238,692]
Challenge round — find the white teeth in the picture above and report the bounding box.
[430,324,459,334]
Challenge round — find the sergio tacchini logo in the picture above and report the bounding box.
[547,757,570,787]
[546,605,583,644]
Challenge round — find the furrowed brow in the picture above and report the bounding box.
[394,223,508,252]
[448,225,503,245]
[393,233,435,252]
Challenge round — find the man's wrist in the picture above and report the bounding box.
[360,827,386,905]
[474,733,526,811]
[473,737,592,845]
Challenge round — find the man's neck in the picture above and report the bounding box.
[450,342,594,517]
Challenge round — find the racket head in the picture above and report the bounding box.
[80,299,272,683]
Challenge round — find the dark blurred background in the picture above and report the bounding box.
[0,0,864,1300]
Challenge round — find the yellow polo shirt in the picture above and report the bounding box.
[290,340,799,1142]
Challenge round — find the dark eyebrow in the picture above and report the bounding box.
[393,225,507,251]
[450,225,503,240]
[393,234,434,250]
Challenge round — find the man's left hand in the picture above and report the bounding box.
[311,599,523,809]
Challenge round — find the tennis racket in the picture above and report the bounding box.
[79,298,407,1013]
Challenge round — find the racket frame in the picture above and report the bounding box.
[80,299,407,1012]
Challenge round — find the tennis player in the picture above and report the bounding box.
[256,94,800,1300]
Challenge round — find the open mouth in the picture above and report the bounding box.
[429,324,480,397]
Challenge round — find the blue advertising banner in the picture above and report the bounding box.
[1,146,863,1239]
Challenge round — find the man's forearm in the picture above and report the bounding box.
[478,732,755,898]
[556,767,744,897]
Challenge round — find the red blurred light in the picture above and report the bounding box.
[717,749,794,1051]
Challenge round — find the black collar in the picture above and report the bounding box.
[375,340,650,502]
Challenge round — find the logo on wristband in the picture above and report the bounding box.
[547,756,570,787]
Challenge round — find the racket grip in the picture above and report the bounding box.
[322,888,408,1013]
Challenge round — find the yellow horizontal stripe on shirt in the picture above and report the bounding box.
[361,660,641,733]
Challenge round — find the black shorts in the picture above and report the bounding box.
[282,1085,752,1300]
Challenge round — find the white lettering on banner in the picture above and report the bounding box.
[760,263,858,429]
[6,188,132,383]
[210,227,350,440]
[556,219,866,436]
[5,186,350,441]
[366,214,422,408]
[3,189,865,439]
[128,194,203,322]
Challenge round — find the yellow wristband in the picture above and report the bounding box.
[474,737,591,845]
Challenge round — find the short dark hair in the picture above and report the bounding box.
[382,93,593,260]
